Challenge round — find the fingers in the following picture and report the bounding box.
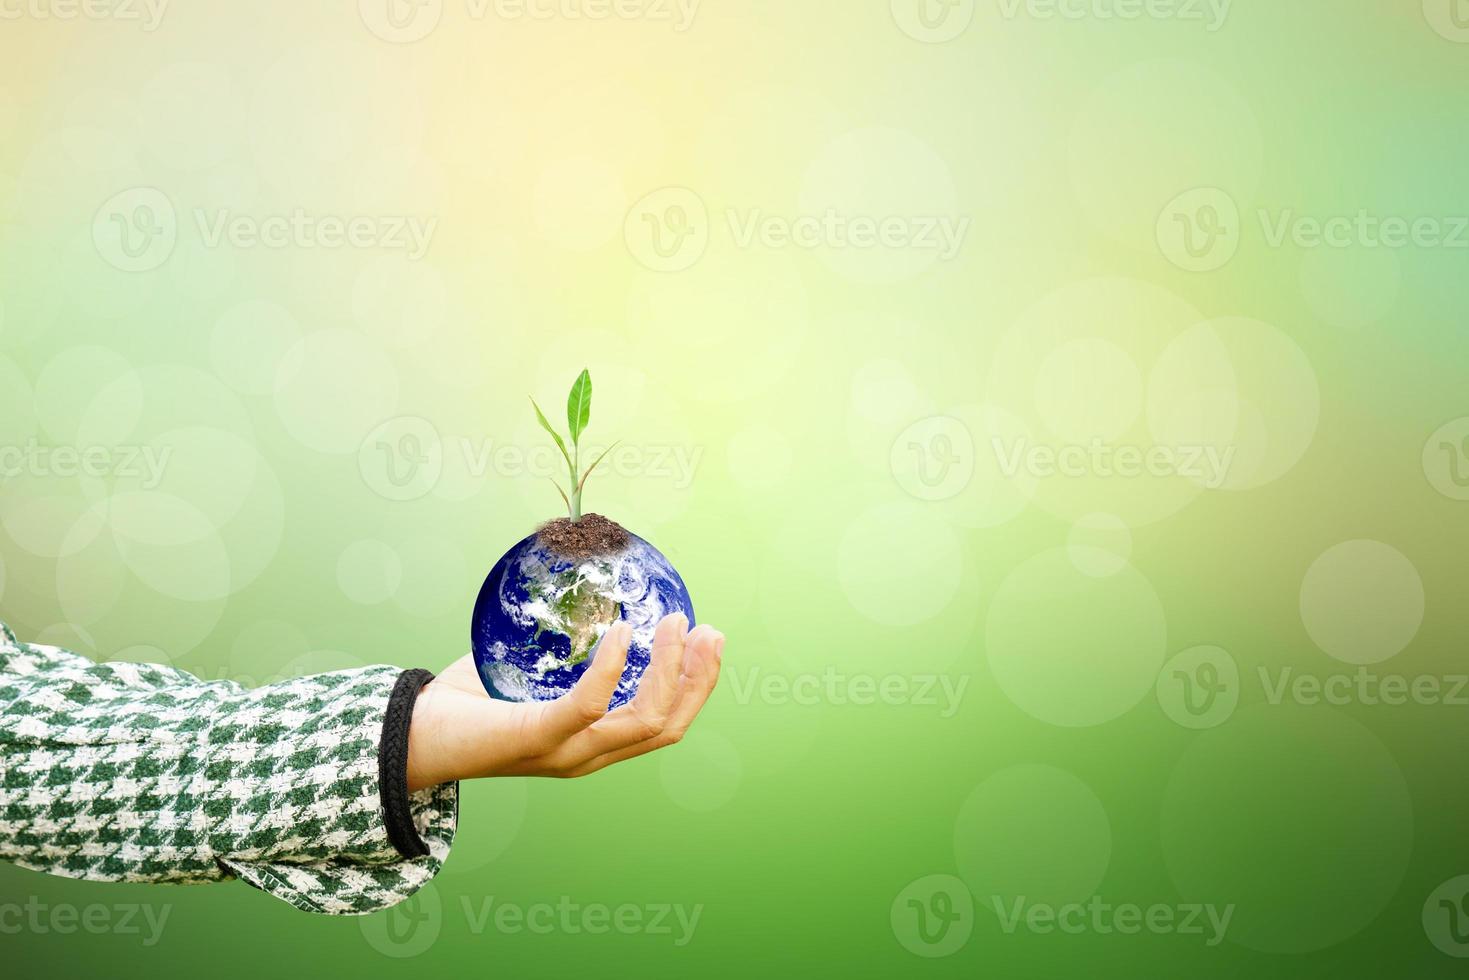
[563,624,724,777]
[580,613,690,749]
[636,622,721,744]
[535,621,631,746]
[638,612,693,726]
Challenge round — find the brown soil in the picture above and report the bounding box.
[535,513,631,560]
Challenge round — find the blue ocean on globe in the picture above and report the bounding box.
[471,530,695,710]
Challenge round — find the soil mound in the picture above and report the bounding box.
[535,513,631,560]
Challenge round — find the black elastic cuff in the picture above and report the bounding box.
[379,668,436,860]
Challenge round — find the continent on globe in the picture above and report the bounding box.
[534,569,622,668]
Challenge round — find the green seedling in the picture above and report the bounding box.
[531,368,619,522]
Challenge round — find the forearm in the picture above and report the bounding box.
[0,621,457,914]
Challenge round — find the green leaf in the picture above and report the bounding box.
[530,397,574,472]
[576,441,621,493]
[566,369,592,446]
[547,478,572,515]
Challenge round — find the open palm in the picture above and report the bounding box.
[406,615,723,790]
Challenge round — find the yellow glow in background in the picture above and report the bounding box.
[3,1,1469,975]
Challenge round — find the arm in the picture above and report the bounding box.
[0,620,453,914]
[0,615,722,916]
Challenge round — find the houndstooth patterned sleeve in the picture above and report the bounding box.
[0,620,458,915]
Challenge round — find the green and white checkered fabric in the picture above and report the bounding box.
[0,620,456,915]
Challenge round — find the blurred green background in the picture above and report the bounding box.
[3,1,1469,975]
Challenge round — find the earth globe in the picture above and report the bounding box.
[471,517,695,710]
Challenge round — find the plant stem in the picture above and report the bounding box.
[570,443,581,521]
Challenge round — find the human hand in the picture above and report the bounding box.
[405,614,723,791]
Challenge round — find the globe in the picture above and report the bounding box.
[471,529,695,710]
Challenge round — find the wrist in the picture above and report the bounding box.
[381,668,437,855]
[406,687,440,792]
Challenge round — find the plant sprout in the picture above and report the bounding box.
[531,369,619,522]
